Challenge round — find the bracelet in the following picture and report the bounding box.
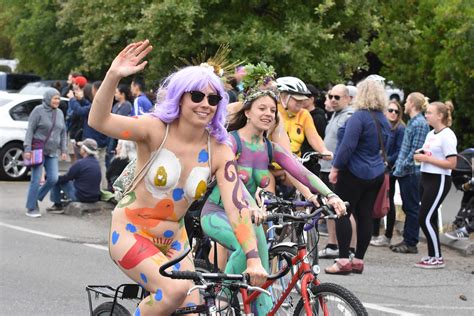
[307,194,318,201]
[326,193,338,200]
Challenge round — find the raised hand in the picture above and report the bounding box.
[109,40,153,78]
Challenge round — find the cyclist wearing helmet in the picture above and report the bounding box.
[276,76,332,159]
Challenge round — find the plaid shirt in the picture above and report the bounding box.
[393,113,429,177]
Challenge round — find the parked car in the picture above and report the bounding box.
[18,80,67,95]
[0,93,68,181]
[0,72,41,92]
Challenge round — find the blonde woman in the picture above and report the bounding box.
[413,101,457,269]
[371,100,406,246]
[391,93,430,254]
[326,79,392,274]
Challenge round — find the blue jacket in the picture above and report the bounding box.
[387,124,405,170]
[69,97,109,148]
[333,110,392,180]
[57,155,101,202]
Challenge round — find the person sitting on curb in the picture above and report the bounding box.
[46,138,102,214]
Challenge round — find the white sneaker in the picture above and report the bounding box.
[26,209,41,218]
[370,235,391,247]
[318,247,339,259]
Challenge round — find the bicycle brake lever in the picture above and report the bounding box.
[187,284,207,296]
[244,285,272,297]
[266,224,284,234]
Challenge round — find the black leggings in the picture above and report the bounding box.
[373,175,397,238]
[419,172,451,258]
[335,169,384,259]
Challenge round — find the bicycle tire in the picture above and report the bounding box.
[305,226,319,266]
[268,245,298,315]
[294,282,367,316]
[92,301,131,316]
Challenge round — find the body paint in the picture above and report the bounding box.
[117,192,137,208]
[125,199,175,228]
[224,160,249,216]
[121,130,131,139]
[118,233,159,269]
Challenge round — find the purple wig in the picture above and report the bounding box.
[151,66,229,144]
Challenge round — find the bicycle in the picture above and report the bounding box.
[162,201,368,315]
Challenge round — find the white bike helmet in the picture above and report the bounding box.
[276,76,311,95]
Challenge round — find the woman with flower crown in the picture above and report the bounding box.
[201,75,347,314]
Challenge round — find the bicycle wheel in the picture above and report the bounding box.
[294,282,367,316]
[92,301,131,316]
[268,245,298,315]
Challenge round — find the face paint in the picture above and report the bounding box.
[118,233,159,269]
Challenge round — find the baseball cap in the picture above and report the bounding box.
[78,138,98,154]
[73,76,88,89]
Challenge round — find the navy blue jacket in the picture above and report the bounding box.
[69,97,109,148]
[57,156,101,202]
[333,110,392,180]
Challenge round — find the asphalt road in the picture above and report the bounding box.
[0,180,473,315]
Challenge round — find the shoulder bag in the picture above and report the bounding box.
[370,111,390,219]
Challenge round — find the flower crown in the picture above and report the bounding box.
[241,62,276,97]
[243,89,278,106]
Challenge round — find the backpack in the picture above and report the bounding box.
[229,130,273,163]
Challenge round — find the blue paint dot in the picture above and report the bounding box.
[112,231,119,245]
[134,308,141,316]
[164,230,174,238]
[186,303,197,307]
[172,188,184,201]
[198,149,209,163]
[126,223,137,233]
[155,289,163,301]
[140,273,148,284]
[173,263,181,271]
[171,241,182,251]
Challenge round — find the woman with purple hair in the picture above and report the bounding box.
[89,40,268,315]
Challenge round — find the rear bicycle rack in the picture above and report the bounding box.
[86,283,147,315]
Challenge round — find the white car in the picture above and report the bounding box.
[0,93,68,181]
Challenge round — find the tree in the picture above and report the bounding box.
[371,0,473,147]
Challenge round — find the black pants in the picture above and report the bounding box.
[335,169,384,259]
[419,172,451,258]
[373,175,397,238]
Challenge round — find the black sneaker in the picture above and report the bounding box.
[46,203,65,214]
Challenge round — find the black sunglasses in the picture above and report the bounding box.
[188,91,222,106]
[328,94,342,101]
[387,108,400,114]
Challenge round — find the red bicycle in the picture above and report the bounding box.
[161,201,367,315]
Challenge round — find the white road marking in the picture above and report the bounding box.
[364,303,422,315]
[2,221,472,315]
[0,221,66,239]
[0,221,107,251]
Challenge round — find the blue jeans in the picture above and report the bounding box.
[397,173,421,246]
[26,156,59,210]
[50,181,78,204]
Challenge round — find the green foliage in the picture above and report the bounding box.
[371,0,473,148]
[1,0,471,146]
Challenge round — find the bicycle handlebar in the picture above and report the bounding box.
[299,151,331,163]
[159,248,293,283]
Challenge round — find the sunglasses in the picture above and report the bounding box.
[328,94,342,101]
[188,91,222,106]
[387,108,400,114]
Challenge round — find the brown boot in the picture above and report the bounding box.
[325,258,352,275]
